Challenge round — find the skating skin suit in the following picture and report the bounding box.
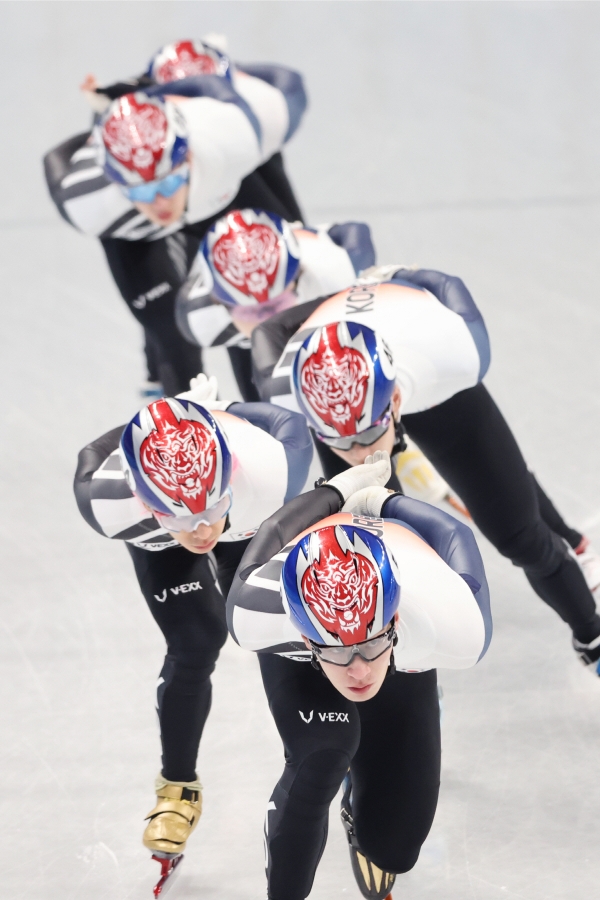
[226,485,491,900]
[176,221,376,350]
[74,402,312,550]
[43,62,308,397]
[228,489,492,665]
[73,401,313,805]
[249,267,600,662]
[252,268,490,414]
[44,64,307,242]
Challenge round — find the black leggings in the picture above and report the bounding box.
[402,384,599,641]
[102,154,301,397]
[127,540,248,782]
[259,654,440,900]
[316,384,597,641]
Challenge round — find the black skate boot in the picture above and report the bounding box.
[340,774,395,900]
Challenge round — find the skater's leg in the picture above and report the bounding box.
[127,544,228,782]
[232,166,302,223]
[259,653,361,900]
[213,538,252,599]
[101,233,203,395]
[254,151,304,222]
[403,384,600,643]
[226,346,261,402]
[352,670,440,873]
[532,474,583,549]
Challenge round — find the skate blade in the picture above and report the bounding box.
[152,853,184,898]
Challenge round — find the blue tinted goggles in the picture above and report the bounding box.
[123,165,190,203]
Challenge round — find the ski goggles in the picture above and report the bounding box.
[309,622,396,667]
[123,165,190,203]
[315,405,393,451]
[153,489,232,533]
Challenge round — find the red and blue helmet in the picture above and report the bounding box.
[292,321,396,443]
[96,93,189,186]
[281,521,401,646]
[147,40,231,84]
[199,209,301,307]
[119,398,232,516]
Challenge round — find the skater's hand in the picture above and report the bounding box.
[342,485,394,517]
[324,451,391,502]
[176,373,219,406]
[80,73,99,92]
[80,73,111,113]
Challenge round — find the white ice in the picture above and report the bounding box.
[2,3,600,898]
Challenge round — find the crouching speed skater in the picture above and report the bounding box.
[73,374,312,895]
[227,452,492,900]
[251,266,600,673]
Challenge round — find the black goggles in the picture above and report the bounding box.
[309,622,396,667]
[314,405,393,451]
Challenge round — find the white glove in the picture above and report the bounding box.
[176,373,219,405]
[324,451,391,503]
[357,264,416,283]
[202,32,228,52]
[342,486,394,517]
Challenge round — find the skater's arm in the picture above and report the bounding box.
[382,494,492,658]
[74,427,175,548]
[326,222,376,275]
[175,259,244,349]
[226,487,342,653]
[391,268,490,380]
[227,403,313,501]
[74,426,130,535]
[43,133,139,238]
[234,63,307,143]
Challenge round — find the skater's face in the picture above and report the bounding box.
[167,516,227,554]
[131,160,191,226]
[329,386,401,467]
[303,614,399,702]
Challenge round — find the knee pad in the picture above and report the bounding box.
[159,652,218,695]
[496,519,568,578]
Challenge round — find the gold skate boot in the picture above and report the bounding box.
[143,775,203,854]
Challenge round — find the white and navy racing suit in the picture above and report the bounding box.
[176,221,376,352]
[226,485,491,899]
[44,64,307,395]
[250,268,600,647]
[74,402,312,782]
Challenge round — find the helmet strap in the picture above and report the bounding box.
[386,629,399,678]
[390,415,407,457]
[386,649,397,678]
[310,650,327,677]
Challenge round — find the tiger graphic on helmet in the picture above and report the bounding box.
[292,321,395,440]
[299,323,371,437]
[202,209,301,306]
[97,93,189,186]
[281,521,401,646]
[119,398,232,516]
[148,40,231,84]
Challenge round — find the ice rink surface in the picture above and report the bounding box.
[2,2,600,897]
